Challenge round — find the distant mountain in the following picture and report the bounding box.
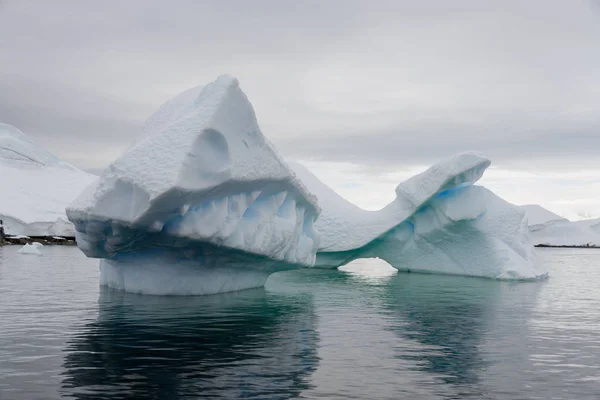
[0,123,96,236]
[521,204,600,247]
[574,218,600,234]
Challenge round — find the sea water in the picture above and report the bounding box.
[1,246,599,399]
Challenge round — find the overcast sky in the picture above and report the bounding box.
[1,0,599,219]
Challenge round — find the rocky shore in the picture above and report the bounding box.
[1,236,76,246]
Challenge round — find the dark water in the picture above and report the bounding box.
[1,247,600,399]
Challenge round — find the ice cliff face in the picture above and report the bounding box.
[67,75,320,294]
[291,154,547,280]
[0,123,96,236]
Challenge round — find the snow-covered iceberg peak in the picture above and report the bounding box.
[291,154,547,280]
[394,152,490,207]
[0,123,96,236]
[67,75,320,295]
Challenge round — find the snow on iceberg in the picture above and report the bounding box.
[522,205,600,247]
[67,75,320,295]
[291,153,547,280]
[0,123,96,236]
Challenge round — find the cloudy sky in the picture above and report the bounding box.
[1,0,599,219]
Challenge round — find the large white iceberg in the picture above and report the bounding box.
[67,74,547,295]
[291,154,546,280]
[66,75,320,295]
[0,123,96,236]
[522,205,600,247]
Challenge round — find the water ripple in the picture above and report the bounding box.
[1,246,600,399]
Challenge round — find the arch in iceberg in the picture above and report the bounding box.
[290,154,547,280]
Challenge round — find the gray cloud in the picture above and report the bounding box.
[0,0,599,172]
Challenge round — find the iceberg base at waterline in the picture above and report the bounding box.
[97,246,297,296]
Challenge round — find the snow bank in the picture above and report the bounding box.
[291,154,546,280]
[521,205,600,246]
[7,235,30,240]
[529,221,600,246]
[575,218,600,234]
[0,123,96,236]
[67,75,320,294]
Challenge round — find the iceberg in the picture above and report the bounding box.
[291,154,546,280]
[18,242,42,255]
[522,205,600,247]
[0,123,96,236]
[67,74,547,294]
[66,75,320,295]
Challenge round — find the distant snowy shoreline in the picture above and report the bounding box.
[1,236,76,246]
[535,244,600,249]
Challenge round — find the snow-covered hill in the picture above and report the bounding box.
[574,218,600,234]
[521,204,567,226]
[521,204,600,247]
[0,123,96,236]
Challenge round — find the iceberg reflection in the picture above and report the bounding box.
[60,287,319,399]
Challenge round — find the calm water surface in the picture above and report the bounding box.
[1,246,600,399]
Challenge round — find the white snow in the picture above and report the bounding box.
[291,154,546,280]
[521,204,567,226]
[0,123,97,236]
[522,205,600,246]
[18,243,42,255]
[67,75,320,294]
[574,218,600,233]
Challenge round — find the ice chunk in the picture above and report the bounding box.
[338,258,398,283]
[0,123,97,236]
[67,75,320,295]
[18,243,42,255]
[290,153,547,280]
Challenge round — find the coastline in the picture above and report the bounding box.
[2,240,598,249]
[1,236,77,246]
[535,244,600,249]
